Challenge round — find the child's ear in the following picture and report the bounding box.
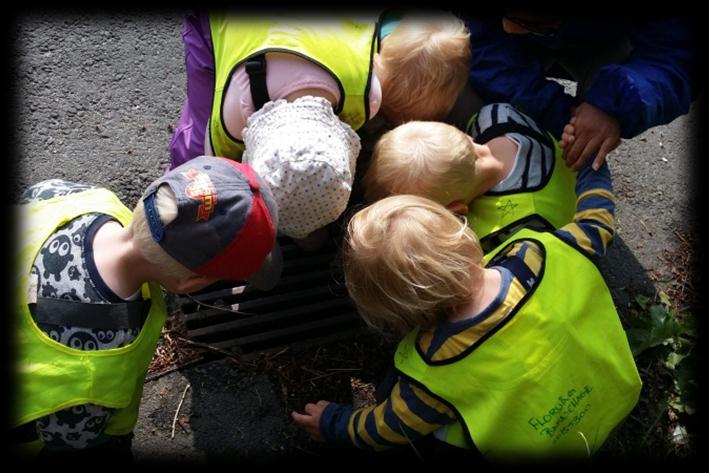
[372,52,382,71]
[175,274,218,295]
[446,200,469,216]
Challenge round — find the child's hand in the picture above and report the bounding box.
[561,102,621,171]
[559,119,576,150]
[291,400,330,441]
[559,104,577,150]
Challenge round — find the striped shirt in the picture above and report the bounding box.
[319,161,615,450]
[471,103,556,192]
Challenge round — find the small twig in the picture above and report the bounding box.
[325,368,361,372]
[170,333,244,362]
[312,346,322,363]
[300,366,324,376]
[396,418,424,462]
[146,357,204,382]
[293,445,320,456]
[264,439,280,452]
[269,346,290,359]
[673,229,689,245]
[255,387,262,407]
[653,276,674,284]
[171,383,191,439]
[183,292,257,316]
[627,414,643,425]
[307,371,345,382]
[640,403,668,446]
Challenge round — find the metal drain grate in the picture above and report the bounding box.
[175,234,364,355]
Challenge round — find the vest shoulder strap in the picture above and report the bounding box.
[245,53,270,111]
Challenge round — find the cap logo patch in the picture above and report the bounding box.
[182,168,218,221]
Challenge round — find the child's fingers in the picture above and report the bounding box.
[563,135,584,165]
[560,124,575,148]
[291,410,317,431]
[291,409,323,440]
[560,132,575,148]
[291,410,310,424]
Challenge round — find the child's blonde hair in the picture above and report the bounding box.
[363,121,477,205]
[344,195,484,337]
[375,12,471,124]
[129,185,196,280]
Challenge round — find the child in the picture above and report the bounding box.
[12,156,280,459]
[363,103,577,252]
[169,10,471,242]
[292,162,642,461]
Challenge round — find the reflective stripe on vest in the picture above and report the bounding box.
[208,13,379,159]
[13,188,167,438]
[394,228,641,460]
[464,116,576,250]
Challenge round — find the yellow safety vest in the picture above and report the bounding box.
[13,188,167,453]
[395,228,641,461]
[208,12,380,159]
[464,117,576,252]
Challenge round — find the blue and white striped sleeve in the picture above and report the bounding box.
[319,378,456,451]
[554,162,616,258]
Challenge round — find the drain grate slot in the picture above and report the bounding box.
[176,235,365,354]
[184,284,342,327]
[209,313,361,352]
[189,298,356,340]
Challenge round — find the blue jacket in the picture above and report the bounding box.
[465,17,700,139]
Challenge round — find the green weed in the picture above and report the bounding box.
[608,291,698,459]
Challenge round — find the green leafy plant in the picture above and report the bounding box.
[625,292,694,356]
[624,291,697,451]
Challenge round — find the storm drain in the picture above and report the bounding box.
[175,235,364,355]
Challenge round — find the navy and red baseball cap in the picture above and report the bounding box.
[142,156,281,290]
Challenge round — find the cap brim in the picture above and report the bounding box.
[246,242,283,291]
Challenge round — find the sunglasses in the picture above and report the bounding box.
[505,16,561,36]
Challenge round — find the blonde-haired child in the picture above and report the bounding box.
[169,10,470,248]
[13,156,280,458]
[375,12,471,124]
[344,195,483,337]
[293,161,642,462]
[364,103,577,251]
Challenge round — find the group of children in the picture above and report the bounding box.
[13,10,645,463]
